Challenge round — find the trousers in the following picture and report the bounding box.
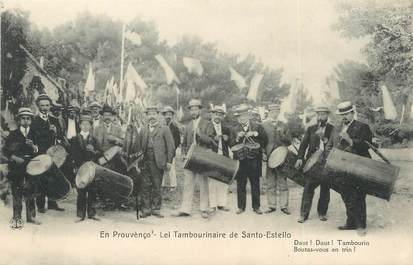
[179,169,209,214]
[208,178,228,208]
[300,176,330,219]
[266,168,289,209]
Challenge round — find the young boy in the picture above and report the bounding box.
[70,115,102,222]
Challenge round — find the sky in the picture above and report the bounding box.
[4,0,367,104]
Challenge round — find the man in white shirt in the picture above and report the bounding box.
[89,101,102,130]
[65,105,80,140]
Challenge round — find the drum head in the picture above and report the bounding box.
[104,146,122,161]
[183,144,196,169]
[268,146,288,169]
[230,143,245,152]
[75,161,96,188]
[26,154,53,176]
[303,149,323,173]
[47,145,68,168]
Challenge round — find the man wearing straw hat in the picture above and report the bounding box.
[262,103,292,215]
[334,101,373,234]
[89,101,103,130]
[32,94,65,213]
[137,106,175,218]
[173,99,211,218]
[230,103,268,215]
[3,107,41,227]
[295,105,334,223]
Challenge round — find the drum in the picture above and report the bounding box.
[303,149,324,175]
[268,146,305,186]
[245,142,261,159]
[103,146,122,162]
[231,143,247,160]
[76,161,133,200]
[184,145,239,184]
[47,145,68,168]
[325,148,400,201]
[26,154,72,201]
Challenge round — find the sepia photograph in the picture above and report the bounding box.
[0,0,412,264]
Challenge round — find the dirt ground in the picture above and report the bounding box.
[1,157,412,265]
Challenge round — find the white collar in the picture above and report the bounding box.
[39,113,48,120]
[80,131,89,138]
[20,126,30,136]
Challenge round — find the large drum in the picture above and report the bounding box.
[268,146,305,186]
[184,145,239,184]
[76,161,133,200]
[26,154,72,201]
[303,150,324,175]
[47,145,68,168]
[325,148,400,201]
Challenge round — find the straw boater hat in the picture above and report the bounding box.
[267,103,281,111]
[17,107,34,117]
[35,94,52,104]
[233,103,251,117]
[161,106,175,114]
[210,105,226,114]
[144,105,159,114]
[68,103,80,112]
[79,115,93,124]
[336,101,355,115]
[188,99,202,109]
[314,105,330,113]
[89,101,102,109]
[100,104,116,115]
[51,103,63,111]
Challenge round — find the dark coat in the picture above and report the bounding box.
[168,122,181,152]
[3,127,39,178]
[198,121,232,157]
[140,124,175,170]
[262,119,292,156]
[64,117,80,137]
[335,120,372,158]
[297,123,335,160]
[69,133,102,169]
[31,115,63,153]
[181,117,209,156]
[92,122,124,152]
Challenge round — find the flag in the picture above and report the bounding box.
[84,63,95,96]
[326,76,340,100]
[247,73,263,102]
[381,83,397,120]
[155,54,180,85]
[124,30,142,46]
[183,57,203,76]
[229,67,246,90]
[124,62,148,101]
[410,102,413,120]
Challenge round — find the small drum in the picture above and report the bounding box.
[245,142,261,159]
[231,143,247,161]
[325,148,400,201]
[103,146,122,162]
[26,154,72,201]
[47,145,68,168]
[184,145,239,184]
[76,161,133,200]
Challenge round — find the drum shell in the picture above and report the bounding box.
[325,148,399,201]
[76,161,133,200]
[231,144,247,161]
[38,163,72,201]
[302,149,327,181]
[47,145,68,168]
[184,145,239,184]
[270,149,305,187]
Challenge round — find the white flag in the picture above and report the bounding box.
[124,62,147,101]
[183,57,203,76]
[155,54,180,85]
[381,84,397,120]
[247,73,263,102]
[84,63,95,96]
[125,30,142,46]
[326,76,341,100]
[229,67,246,90]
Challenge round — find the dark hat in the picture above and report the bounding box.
[210,105,226,114]
[51,103,63,111]
[35,94,52,104]
[314,106,330,113]
[79,115,93,124]
[336,101,355,115]
[17,107,34,117]
[188,99,202,109]
[100,104,115,115]
[144,105,159,114]
[161,106,175,114]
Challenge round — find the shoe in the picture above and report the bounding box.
[172,211,191,217]
[10,218,23,229]
[152,211,164,218]
[253,209,263,215]
[139,212,149,218]
[75,217,85,223]
[118,203,130,211]
[319,215,328,221]
[201,211,209,219]
[49,206,65,212]
[236,209,245,214]
[338,225,357,230]
[217,206,230,212]
[297,216,307,223]
[27,218,41,225]
[88,216,100,221]
[281,208,291,215]
[38,208,46,214]
[265,207,276,214]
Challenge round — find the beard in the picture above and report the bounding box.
[318,119,327,126]
[191,113,199,120]
[165,117,172,124]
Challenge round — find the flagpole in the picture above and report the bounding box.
[119,23,126,118]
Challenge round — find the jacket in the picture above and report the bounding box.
[262,119,292,156]
[69,133,102,169]
[31,115,63,153]
[335,119,372,158]
[297,123,335,160]
[92,122,124,152]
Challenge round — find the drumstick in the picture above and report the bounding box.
[364,140,392,164]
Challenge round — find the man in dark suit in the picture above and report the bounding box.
[262,103,292,215]
[295,106,335,223]
[70,115,102,222]
[64,104,80,140]
[31,94,65,212]
[138,106,175,218]
[230,103,268,215]
[3,108,41,227]
[200,105,232,212]
[334,101,373,234]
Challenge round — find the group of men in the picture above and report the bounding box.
[4,93,373,234]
